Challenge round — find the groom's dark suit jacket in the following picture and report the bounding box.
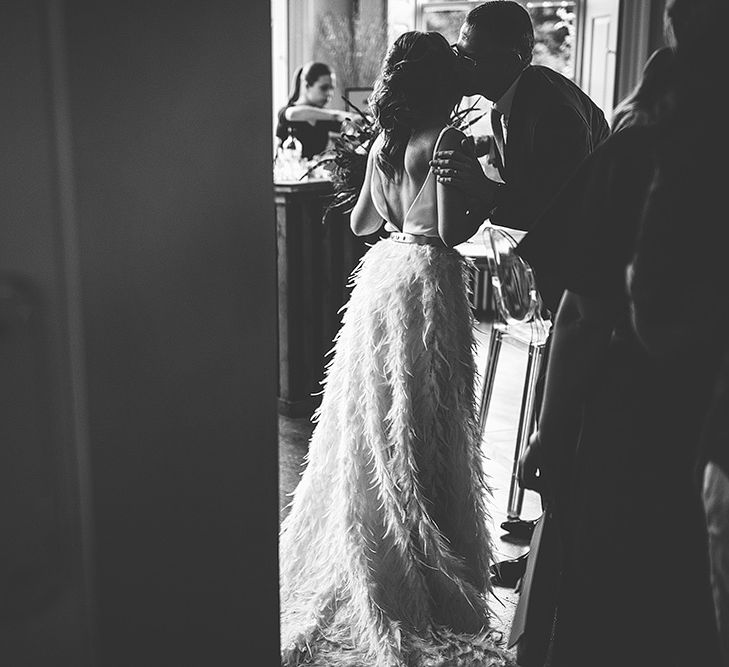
[488,65,610,233]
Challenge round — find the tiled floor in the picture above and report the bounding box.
[278,318,543,641]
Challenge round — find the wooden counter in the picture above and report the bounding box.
[275,179,380,417]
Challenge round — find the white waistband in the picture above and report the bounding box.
[389,232,445,247]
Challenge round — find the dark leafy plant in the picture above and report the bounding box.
[303,96,378,218]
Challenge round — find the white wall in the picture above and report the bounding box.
[286,0,352,110]
[272,0,289,152]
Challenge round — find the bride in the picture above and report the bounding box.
[279,31,513,667]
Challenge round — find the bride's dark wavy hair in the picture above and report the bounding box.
[370,31,461,181]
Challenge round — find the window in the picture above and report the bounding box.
[418,2,482,44]
[414,0,580,81]
[528,1,578,79]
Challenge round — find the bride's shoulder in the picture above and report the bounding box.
[439,124,466,140]
[435,125,466,151]
[366,132,385,168]
[411,125,463,151]
[368,131,384,152]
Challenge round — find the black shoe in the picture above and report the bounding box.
[489,552,529,588]
[500,517,538,541]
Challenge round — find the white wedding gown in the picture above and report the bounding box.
[279,128,514,667]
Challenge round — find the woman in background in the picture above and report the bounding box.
[279,31,513,667]
[276,61,349,159]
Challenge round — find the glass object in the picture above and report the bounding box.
[450,42,478,69]
[274,129,306,182]
[481,224,550,342]
[483,225,537,325]
[283,128,302,161]
[478,223,551,523]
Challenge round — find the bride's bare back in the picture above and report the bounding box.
[377,126,442,227]
[351,124,481,246]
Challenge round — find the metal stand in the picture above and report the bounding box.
[478,324,547,520]
[506,342,545,519]
[466,223,551,522]
[477,328,504,434]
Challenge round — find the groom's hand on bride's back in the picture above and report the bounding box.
[430,137,499,209]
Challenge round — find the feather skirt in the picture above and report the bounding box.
[279,238,515,667]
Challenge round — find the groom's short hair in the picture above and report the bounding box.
[465,1,535,65]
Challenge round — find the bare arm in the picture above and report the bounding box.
[626,170,695,356]
[627,262,688,356]
[284,105,347,123]
[519,290,619,496]
[435,128,483,246]
[350,139,383,236]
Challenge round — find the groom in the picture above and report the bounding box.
[432,0,609,271]
[431,0,609,583]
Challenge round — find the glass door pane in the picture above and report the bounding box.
[527,1,578,79]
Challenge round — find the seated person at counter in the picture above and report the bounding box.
[276,62,349,159]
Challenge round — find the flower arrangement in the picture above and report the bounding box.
[303,96,488,221]
[305,96,378,219]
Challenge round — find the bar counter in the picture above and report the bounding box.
[275,178,380,417]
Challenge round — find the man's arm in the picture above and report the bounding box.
[518,290,619,496]
[284,105,349,123]
[627,164,703,356]
[350,139,383,236]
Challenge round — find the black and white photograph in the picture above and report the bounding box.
[2,1,727,665]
